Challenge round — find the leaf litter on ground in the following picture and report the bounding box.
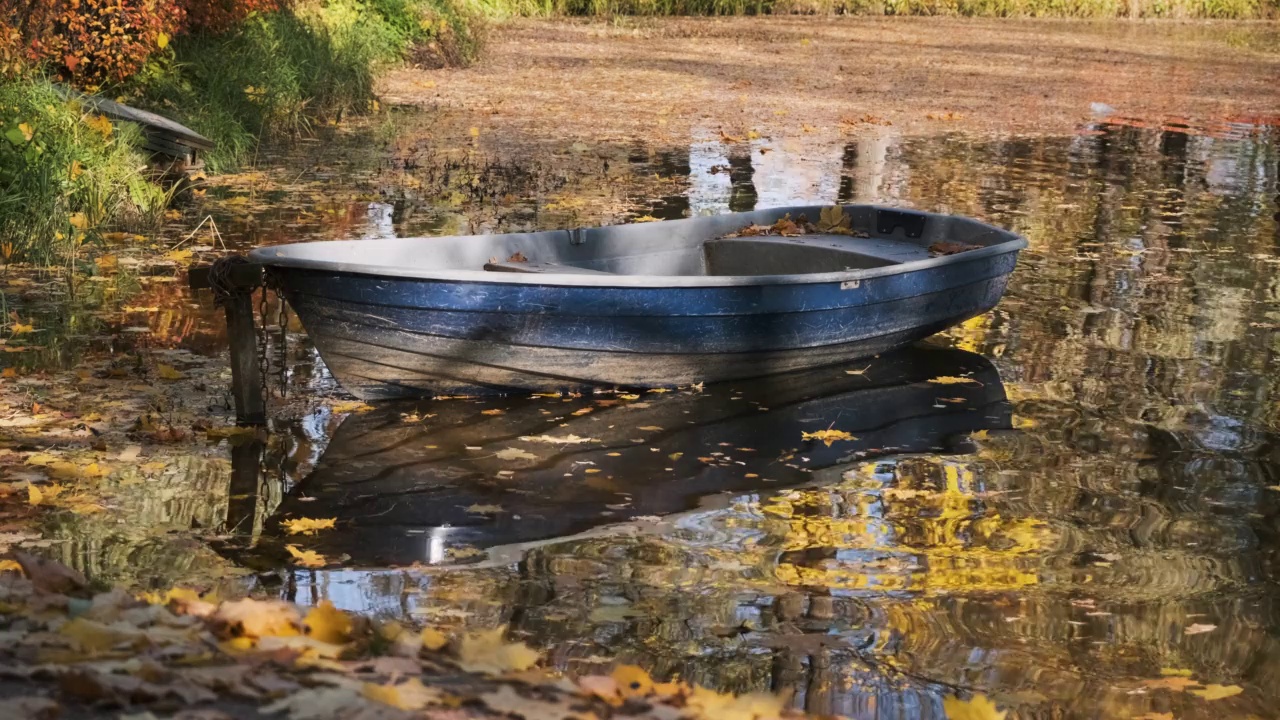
[0,552,808,719]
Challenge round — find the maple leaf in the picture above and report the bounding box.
[457,626,540,675]
[817,205,852,233]
[304,600,352,643]
[801,428,856,446]
[156,363,184,380]
[943,693,1007,720]
[420,627,449,651]
[362,677,441,710]
[286,544,327,568]
[283,517,336,535]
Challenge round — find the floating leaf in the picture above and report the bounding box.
[286,544,327,568]
[943,693,1007,720]
[496,447,538,461]
[1190,684,1243,700]
[801,429,856,446]
[283,517,337,535]
[330,401,374,413]
[465,503,506,514]
[928,375,979,385]
[156,364,184,380]
[27,484,43,506]
[1184,623,1217,635]
[519,434,598,444]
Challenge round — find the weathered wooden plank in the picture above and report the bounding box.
[57,85,214,152]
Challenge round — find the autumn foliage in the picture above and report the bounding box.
[0,0,291,87]
[180,0,290,33]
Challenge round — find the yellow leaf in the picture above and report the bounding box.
[480,409,504,416]
[10,323,34,335]
[69,160,83,180]
[0,559,22,573]
[632,215,660,223]
[156,31,169,49]
[362,678,439,710]
[686,685,788,720]
[801,428,856,446]
[69,212,88,230]
[611,665,654,698]
[27,484,43,505]
[929,376,979,385]
[420,627,449,651]
[17,122,33,141]
[330,401,374,413]
[59,617,142,653]
[286,544,327,568]
[943,693,1007,720]
[817,205,851,233]
[1190,684,1243,700]
[457,627,540,675]
[165,249,193,264]
[468,126,480,138]
[156,363,184,380]
[1160,668,1194,676]
[303,600,352,643]
[84,115,112,137]
[283,517,336,535]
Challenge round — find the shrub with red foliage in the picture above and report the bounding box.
[2,0,185,87]
[179,0,289,34]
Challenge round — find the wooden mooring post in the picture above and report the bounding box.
[188,259,267,425]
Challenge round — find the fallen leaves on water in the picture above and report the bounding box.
[519,434,598,444]
[457,626,541,675]
[465,503,506,514]
[943,693,1007,720]
[282,517,337,535]
[686,685,789,720]
[801,429,856,446]
[10,322,35,334]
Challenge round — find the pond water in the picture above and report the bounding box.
[39,110,1280,718]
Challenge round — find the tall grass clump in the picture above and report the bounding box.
[125,0,483,170]
[0,79,165,266]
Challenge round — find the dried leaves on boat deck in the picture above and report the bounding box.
[725,207,869,238]
[0,553,810,720]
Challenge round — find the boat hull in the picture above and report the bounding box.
[273,249,1018,399]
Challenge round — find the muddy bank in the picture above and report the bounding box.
[383,17,1280,143]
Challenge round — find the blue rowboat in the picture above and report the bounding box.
[249,205,1026,399]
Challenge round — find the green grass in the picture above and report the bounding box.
[125,0,484,171]
[0,79,165,267]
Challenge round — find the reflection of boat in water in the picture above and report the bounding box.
[267,346,1010,566]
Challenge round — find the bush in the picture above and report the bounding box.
[180,0,290,34]
[2,0,185,89]
[0,79,165,266]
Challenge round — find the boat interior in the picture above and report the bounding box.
[261,205,1021,278]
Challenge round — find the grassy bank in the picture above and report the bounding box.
[467,0,1276,18]
[0,0,482,266]
[129,0,484,170]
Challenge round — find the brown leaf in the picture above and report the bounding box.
[9,550,87,594]
[209,598,302,640]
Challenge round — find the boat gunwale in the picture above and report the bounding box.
[249,210,1028,289]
